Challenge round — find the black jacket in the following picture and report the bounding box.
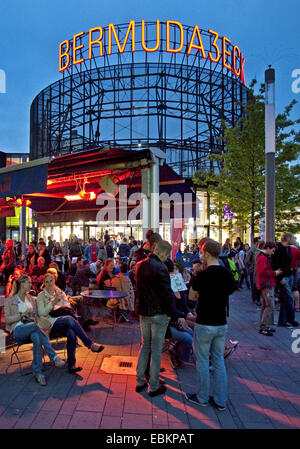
[271,242,292,280]
[135,254,174,317]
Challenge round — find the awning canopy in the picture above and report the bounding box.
[2,148,197,223]
[0,157,50,198]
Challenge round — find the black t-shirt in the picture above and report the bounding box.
[192,265,235,326]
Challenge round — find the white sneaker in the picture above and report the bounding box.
[35,374,47,386]
[54,357,66,367]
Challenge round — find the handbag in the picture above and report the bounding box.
[49,306,77,320]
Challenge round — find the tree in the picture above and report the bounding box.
[193,80,300,244]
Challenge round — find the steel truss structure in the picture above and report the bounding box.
[30,21,248,177]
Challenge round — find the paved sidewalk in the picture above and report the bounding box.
[0,289,299,429]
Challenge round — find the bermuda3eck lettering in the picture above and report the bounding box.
[59,20,246,84]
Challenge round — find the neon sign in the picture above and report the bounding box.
[59,20,246,85]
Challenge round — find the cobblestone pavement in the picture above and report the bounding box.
[0,288,299,429]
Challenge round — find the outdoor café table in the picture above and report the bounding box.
[82,290,128,326]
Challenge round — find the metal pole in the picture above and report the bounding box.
[265,67,276,241]
[20,206,26,260]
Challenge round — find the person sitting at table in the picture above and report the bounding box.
[25,244,39,272]
[37,273,104,374]
[47,267,96,331]
[75,259,94,292]
[90,259,103,276]
[4,274,65,386]
[96,259,115,289]
[49,263,66,291]
[111,263,135,317]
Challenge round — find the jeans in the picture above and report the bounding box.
[193,323,228,407]
[14,323,58,375]
[259,287,275,330]
[169,326,193,362]
[239,267,250,289]
[278,276,295,325]
[50,316,93,368]
[136,314,169,392]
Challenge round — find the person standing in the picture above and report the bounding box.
[272,232,299,328]
[135,240,173,397]
[0,239,16,285]
[84,238,100,262]
[256,242,282,336]
[38,241,51,267]
[185,239,235,411]
[245,237,261,304]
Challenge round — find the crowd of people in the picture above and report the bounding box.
[1,230,299,408]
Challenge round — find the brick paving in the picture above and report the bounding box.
[0,288,300,429]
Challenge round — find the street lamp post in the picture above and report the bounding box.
[265,66,276,241]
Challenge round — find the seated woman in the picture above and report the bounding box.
[4,274,65,386]
[96,259,115,289]
[111,263,135,318]
[37,273,104,374]
[165,259,195,367]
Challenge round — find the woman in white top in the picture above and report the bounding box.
[37,273,105,374]
[4,275,65,386]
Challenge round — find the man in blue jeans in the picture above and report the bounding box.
[185,239,235,411]
[135,240,174,397]
[271,232,299,328]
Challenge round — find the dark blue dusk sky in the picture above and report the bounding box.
[0,0,299,153]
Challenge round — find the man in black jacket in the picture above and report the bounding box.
[271,232,299,327]
[135,240,173,397]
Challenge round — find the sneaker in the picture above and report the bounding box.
[90,343,105,353]
[149,385,167,397]
[290,321,299,327]
[35,374,47,386]
[185,393,208,407]
[209,396,226,411]
[278,323,293,329]
[259,329,274,336]
[265,327,276,333]
[54,357,65,367]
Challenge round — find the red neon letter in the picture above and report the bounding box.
[89,27,103,59]
[166,20,184,53]
[142,20,160,52]
[222,36,231,70]
[187,25,206,58]
[73,31,85,66]
[232,45,241,77]
[108,21,135,55]
[208,30,220,63]
[240,52,246,85]
[59,40,70,72]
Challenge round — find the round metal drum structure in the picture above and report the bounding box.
[30,21,248,177]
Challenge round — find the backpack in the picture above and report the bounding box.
[219,255,239,282]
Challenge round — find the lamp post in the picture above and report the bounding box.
[265,66,276,241]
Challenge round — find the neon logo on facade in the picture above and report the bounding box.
[59,20,246,85]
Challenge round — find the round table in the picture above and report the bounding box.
[82,290,128,325]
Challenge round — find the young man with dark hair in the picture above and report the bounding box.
[135,240,173,397]
[185,239,235,411]
[256,242,282,336]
